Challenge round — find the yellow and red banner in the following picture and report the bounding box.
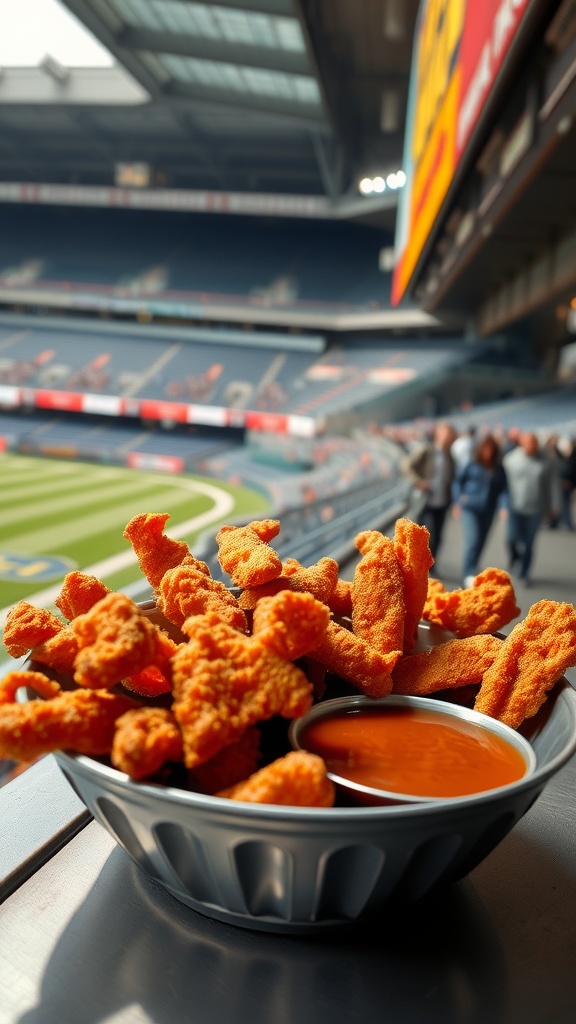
[392,0,532,306]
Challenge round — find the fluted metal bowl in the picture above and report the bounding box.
[46,619,576,934]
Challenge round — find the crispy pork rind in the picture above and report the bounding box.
[423,568,520,638]
[392,634,503,696]
[215,519,282,588]
[216,750,335,807]
[474,599,576,728]
[171,611,313,768]
[123,512,208,590]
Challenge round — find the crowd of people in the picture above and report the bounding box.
[401,420,576,588]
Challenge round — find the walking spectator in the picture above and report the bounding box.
[451,433,507,587]
[543,434,564,529]
[402,420,457,560]
[450,424,477,473]
[557,435,576,530]
[502,431,555,586]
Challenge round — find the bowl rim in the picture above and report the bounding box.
[53,678,576,821]
[287,693,538,805]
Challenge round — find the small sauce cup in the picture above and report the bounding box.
[289,694,537,806]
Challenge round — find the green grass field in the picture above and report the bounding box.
[0,452,270,664]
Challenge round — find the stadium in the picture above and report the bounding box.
[2,1,576,1017]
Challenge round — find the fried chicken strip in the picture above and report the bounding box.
[392,634,503,695]
[171,612,313,768]
[72,592,169,688]
[474,600,576,728]
[157,562,247,631]
[251,590,330,660]
[215,519,282,588]
[55,572,111,620]
[352,530,405,656]
[111,707,183,779]
[238,556,339,610]
[423,568,520,638]
[3,601,64,658]
[393,517,434,653]
[123,512,208,590]
[309,620,401,698]
[216,750,335,807]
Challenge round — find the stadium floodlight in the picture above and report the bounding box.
[359,177,374,194]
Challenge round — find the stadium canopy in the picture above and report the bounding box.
[0,0,420,228]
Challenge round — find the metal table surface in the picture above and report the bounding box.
[1,738,575,1024]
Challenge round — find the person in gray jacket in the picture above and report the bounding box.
[502,430,555,586]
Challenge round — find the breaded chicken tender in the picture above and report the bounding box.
[28,625,79,675]
[0,685,136,762]
[326,577,352,618]
[251,590,330,660]
[216,519,282,588]
[72,593,167,689]
[393,517,434,653]
[238,556,339,610]
[123,512,208,590]
[423,568,520,638]
[111,706,183,779]
[474,599,576,728]
[216,750,335,807]
[55,571,111,620]
[352,531,406,656]
[309,620,401,697]
[392,634,503,695]
[3,601,64,658]
[171,612,313,768]
[157,562,247,631]
[187,727,261,794]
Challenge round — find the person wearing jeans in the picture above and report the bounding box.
[502,431,555,586]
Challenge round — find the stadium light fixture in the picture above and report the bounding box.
[358,171,405,195]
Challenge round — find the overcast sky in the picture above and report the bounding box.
[0,0,113,67]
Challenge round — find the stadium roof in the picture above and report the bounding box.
[0,0,419,230]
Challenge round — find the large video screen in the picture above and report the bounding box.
[392,0,534,306]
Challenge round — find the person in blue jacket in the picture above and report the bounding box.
[451,433,507,587]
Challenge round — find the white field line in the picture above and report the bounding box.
[0,479,235,629]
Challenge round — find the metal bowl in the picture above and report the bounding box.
[48,621,576,934]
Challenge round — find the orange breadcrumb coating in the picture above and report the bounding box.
[392,634,503,695]
[352,531,406,656]
[216,750,335,807]
[72,592,167,689]
[0,669,62,704]
[171,612,313,768]
[215,519,282,588]
[0,684,136,762]
[474,599,576,728]
[28,625,79,675]
[326,577,352,618]
[251,590,330,660]
[111,706,183,779]
[309,620,401,698]
[54,572,111,620]
[393,517,434,653]
[423,568,520,638]
[188,727,261,794]
[3,602,64,658]
[157,562,247,631]
[123,512,209,590]
[238,556,339,609]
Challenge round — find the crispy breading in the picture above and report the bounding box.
[251,590,330,660]
[0,686,136,762]
[0,669,62,704]
[216,750,335,807]
[157,562,247,631]
[54,572,111,620]
[238,555,339,609]
[111,706,183,779]
[474,600,576,728]
[28,625,79,675]
[392,634,503,695]
[352,530,405,656]
[72,592,166,689]
[215,519,282,588]
[187,727,261,794]
[393,517,434,653]
[123,512,208,590]
[171,612,313,768]
[423,568,520,638]
[309,619,401,698]
[3,601,64,658]
[326,577,352,618]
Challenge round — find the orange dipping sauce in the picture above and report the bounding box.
[297,705,529,800]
